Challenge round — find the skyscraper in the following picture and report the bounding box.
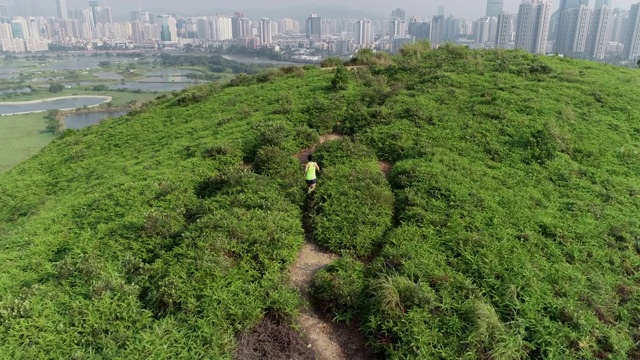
[556,5,593,55]
[515,0,552,54]
[623,3,640,60]
[356,19,372,46]
[551,0,589,38]
[0,4,9,19]
[390,18,406,38]
[231,12,243,39]
[586,5,612,59]
[159,15,177,43]
[306,14,321,38]
[11,17,28,38]
[56,0,67,19]
[89,1,100,27]
[408,17,430,40]
[391,8,406,21]
[496,13,515,48]
[595,0,612,7]
[99,7,112,24]
[559,0,590,11]
[430,15,445,46]
[259,18,272,44]
[486,0,504,17]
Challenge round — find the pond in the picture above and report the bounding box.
[221,55,300,66]
[94,71,124,80]
[0,96,111,115]
[146,69,199,76]
[139,76,193,83]
[0,87,32,95]
[64,110,128,130]
[109,82,195,92]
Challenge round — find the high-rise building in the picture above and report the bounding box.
[408,17,430,40]
[11,17,28,38]
[356,18,372,46]
[496,13,515,48]
[390,18,406,38]
[259,18,272,45]
[595,0,612,6]
[551,0,589,38]
[0,22,12,38]
[556,5,593,55]
[587,5,612,59]
[623,3,640,60]
[55,0,67,19]
[431,15,445,46]
[391,8,406,21]
[27,16,39,39]
[277,18,299,35]
[515,0,552,54]
[486,0,504,17]
[0,4,9,19]
[231,12,240,38]
[158,15,177,43]
[96,7,112,24]
[609,11,627,42]
[438,6,445,16]
[306,14,321,38]
[476,17,497,44]
[559,0,590,11]
[89,1,100,27]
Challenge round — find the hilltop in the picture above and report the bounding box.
[2,44,640,359]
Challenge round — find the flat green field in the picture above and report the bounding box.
[0,91,157,173]
[0,112,53,173]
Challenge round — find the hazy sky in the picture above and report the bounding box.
[63,0,640,19]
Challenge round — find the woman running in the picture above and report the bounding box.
[305,154,320,193]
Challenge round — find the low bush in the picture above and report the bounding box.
[310,257,365,322]
[312,140,394,257]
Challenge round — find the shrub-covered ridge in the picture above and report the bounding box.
[2,44,640,359]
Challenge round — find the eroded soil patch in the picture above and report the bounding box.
[235,315,315,360]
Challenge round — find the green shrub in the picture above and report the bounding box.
[310,257,365,322]
[331,65,350,91]
[304,96,347,134]
[320,57,344,68]
[312,140,394,257]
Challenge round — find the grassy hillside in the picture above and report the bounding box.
[2,45,640,359]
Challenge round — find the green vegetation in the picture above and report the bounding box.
[48,83,65,93]
[2,46,640,359]
[0,112,54,173]
[0,91,157,173]
[158,53,269,74]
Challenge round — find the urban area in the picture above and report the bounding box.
[0,0,639,65]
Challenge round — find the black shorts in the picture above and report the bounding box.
[306,179,317,186]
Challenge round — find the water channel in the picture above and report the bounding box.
[0,96,111,115]
[64,110,128,130]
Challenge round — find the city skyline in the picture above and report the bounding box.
[0,0,638,63]
[5,0,640,21]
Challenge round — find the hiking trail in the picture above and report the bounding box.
[290,133,373,360]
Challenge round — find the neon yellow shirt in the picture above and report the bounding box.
[305,162,318,180]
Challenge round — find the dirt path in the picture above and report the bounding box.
[296,134,344,163]
[290,133,374,360]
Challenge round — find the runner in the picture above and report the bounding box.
[305,154,320,193]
